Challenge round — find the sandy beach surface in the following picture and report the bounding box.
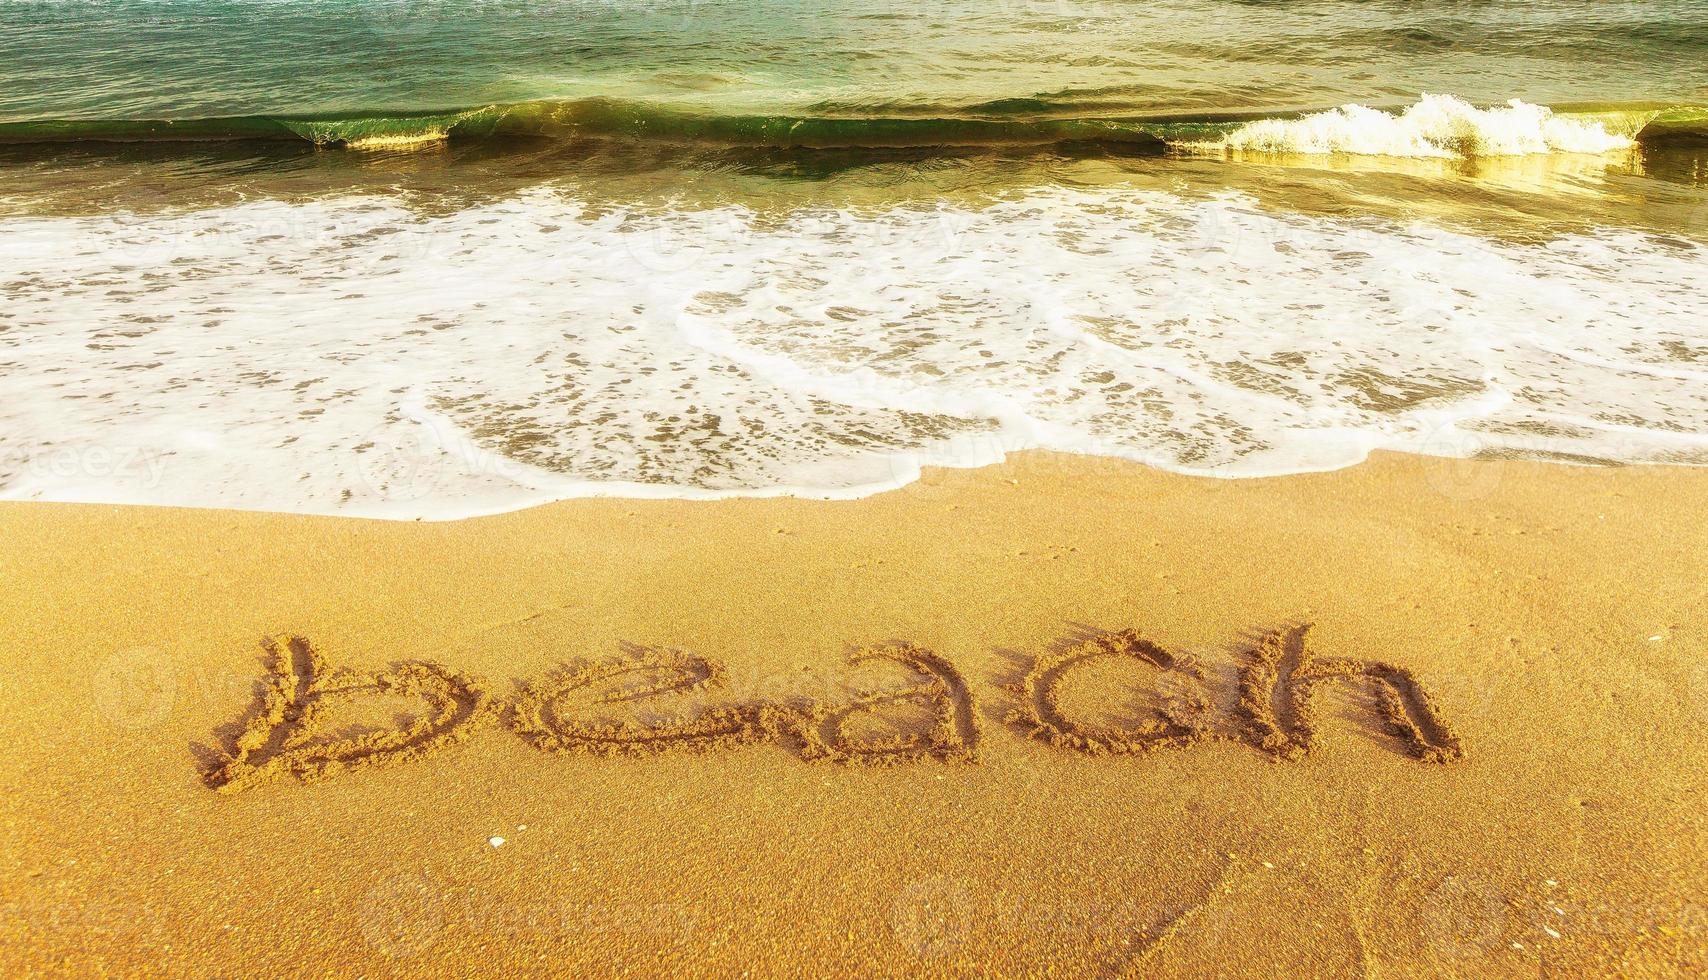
[1,450,1704,976]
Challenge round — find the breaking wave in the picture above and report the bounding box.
[1214,95,1644,157]
[1,95,1702,159]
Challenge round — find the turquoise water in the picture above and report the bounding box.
[2,0,1706,140]
[4,1,1708,115]
[1,2,1706,518]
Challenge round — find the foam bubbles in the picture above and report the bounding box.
[1,185,1705,518]
[1219,95,1638,158]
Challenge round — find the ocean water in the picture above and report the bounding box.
[1,1,1706,517]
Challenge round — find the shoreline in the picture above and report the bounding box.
[2,450,1705,974]
[10,441,1707,525]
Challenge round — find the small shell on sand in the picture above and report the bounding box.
[489,836,505,848]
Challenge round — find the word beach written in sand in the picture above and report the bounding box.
[204,624,1464,794]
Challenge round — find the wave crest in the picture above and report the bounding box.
[0,95,1700,157]
[1217,95,1640,158]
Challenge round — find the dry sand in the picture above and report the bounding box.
[1,450,1704,976]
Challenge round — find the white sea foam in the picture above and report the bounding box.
[1219,94,1638,157]
[1,185,1706,518]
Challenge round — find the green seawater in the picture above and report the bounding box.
[4,0,1708,119]
[2,0,1706,143]
[0,0,1702,233]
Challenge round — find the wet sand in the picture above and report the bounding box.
[1,450,1704,975]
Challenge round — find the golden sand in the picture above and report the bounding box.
[1,450,1704,975]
